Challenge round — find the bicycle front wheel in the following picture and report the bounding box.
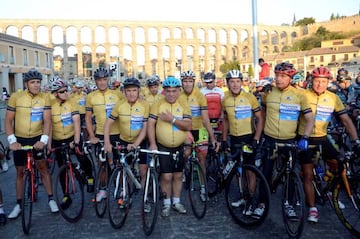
[225,164,270,228]
[188,160,207,219]
[108,167,130,229]
[281,171,305,239]
[332,174,360,238]
[94,162,108,218]
[22,171,33,234]
[142,168,159,236]
[54,164,84,223]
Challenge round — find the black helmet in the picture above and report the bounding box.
[23,69,42,82]
[203,72,216,83]
[123,77,141,88]
[93,67,109,80]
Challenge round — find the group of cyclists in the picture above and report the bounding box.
[1,60,360,234]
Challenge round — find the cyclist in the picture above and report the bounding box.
[144,74,164,106]
[297,66,360,223]
[104,77,149,189]
[48,77,95,209]
[85,67,124,202]
[179,70,218,201]
[328,68,353,105]
[222,69,265,218]
[0,189,6,225]
[200,72,224,132]
[147,76,192,217]
[260,62,314,220]
[5,69,59,219]
[69,78,88,140]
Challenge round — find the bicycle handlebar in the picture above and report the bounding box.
[139,149,170,155]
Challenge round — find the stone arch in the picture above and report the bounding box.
[135,27,145,44]
[22,26,34,42]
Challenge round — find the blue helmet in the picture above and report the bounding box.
[292,73,304,84]
[162,76,181,88]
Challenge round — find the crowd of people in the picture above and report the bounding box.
[1,59,360,231]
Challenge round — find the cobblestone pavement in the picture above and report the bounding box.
[0,136,356,239]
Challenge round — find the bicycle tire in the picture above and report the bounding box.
[142,168,159,236]
[332,174,360,238]
[206,150,222,198]
[225,164,270,228]
[22,171,33,234]
[46,153,56,175]
[54,164,84,223]
[281,171,305,239]
[188,160,207,219]
[94,162,108,218]
[108,167,130,229]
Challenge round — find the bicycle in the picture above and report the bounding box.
[184,142,208,220]
[268,142,305,239]
[140,148,170,236]
[53,143,85,223]
[310,136,360,237]
[0,140,10,172]
[20,145,42,234]
[107,143,142,229]
[225,143,270,228]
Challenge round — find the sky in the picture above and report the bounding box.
[2,0,360,26]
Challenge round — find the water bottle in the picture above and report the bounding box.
[223,160,235,177]
[315,164,325,181]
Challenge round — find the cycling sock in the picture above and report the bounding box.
[163,198,171,206]
[16,199,22,206]
[309,207,318,211]
[48,194,54,201]
[172,197,180,204]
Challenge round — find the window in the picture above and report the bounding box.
[35,51,40,67]
[344,54,349,61]
[9,46,14,64]
[331,55,336,61]
[45,53,50,68]
[23,49,28,66]
[320,56,324,62]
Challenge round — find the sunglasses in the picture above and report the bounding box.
[57,89,68,94]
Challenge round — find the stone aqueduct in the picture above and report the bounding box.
[0,19,301,80]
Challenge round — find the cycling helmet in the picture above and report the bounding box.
[311,67,331,79]
[50,78,68,92]
[180,70,196,80]
[274,62,297,77]
[123,77,141,88]
[93,67,109,80]
[203,72,216,83]
[292,73,304,84]
[162,76,181,88]
[337,67,348,76]
[75,79,86,88]
[147,75,160,86]
[23,69,42,82]
[225,70,243,81]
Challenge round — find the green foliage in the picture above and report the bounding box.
[294,17,315,26]
[248,65,254,77]
[219,60,240,75]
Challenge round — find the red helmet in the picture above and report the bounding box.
[311,67,331,79]
[274,62,297,77]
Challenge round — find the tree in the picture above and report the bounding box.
[295,17,316,26]
[219,60,241,75]
[247,65,254,77]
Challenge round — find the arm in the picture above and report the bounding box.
[5,110,21,150]
[253,110,264,141]
[85,110,97,143]
[201,109,216,145]
[302,111,315,138]
[222,113,229,141]
[340,113,359,141]
[147,118,157,150]
[103,118,115,153]
[72,114,81,144]
[132,121,147,148]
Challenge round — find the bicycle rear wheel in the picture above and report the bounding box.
[108,167,130,229]
[281,171,305,239]
[142,168,159,236]
[54,164,84,223]
[188,160,207,219]
[94,162,108,218]
[225,164,270,227]
[332,174,360,238]
[22,171,33,235]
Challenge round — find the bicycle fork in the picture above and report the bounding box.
[341,167,359,210]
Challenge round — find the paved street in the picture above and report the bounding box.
[0,135,356,239]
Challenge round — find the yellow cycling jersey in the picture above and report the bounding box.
[145,93,164,106]
[149,98,191,148]
[179,88,207,130]
[7,90,51,138]
[298,89,346,137]
[109,99,150,143]
[222,91,261,137]
[262,86,312,140]
[51,99,79,140]
[85,89,123,135]
[69,92,86,114]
